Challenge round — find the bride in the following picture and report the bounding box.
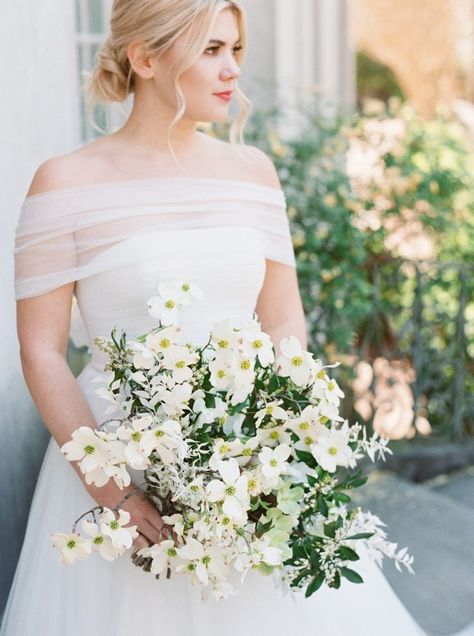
[1,1,426,634]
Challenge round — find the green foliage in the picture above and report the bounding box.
[356,50,405,105]
[212,99,474,439]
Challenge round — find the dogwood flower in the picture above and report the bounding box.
[311,428,353,473]
[50,532,92,564]
[276,336,315,386]
[140,418,185,465]
[258,444,292,480]
[256,425,292,448]
[99,508,138,549]
[208,355,234,391]
[155,381,193,417]
[254,400,288,427]
[61,426,111,476]
[238,321,275,367]
[174,281,204,306]
[161,345,199,382]
[176,537,227,586]
[115,416,154,470]
[206,458,250,525]
[145,324,181,353]
[231,353,256,387]
[147,281,185,325]
[81,518,125,561]
[129,342,155,369]
[210,319,241,352]
[136,539,179,575]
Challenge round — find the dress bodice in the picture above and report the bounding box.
[14,176,296,369]
[75,225,267,368]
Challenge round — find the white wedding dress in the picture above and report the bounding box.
[1,177,426,635]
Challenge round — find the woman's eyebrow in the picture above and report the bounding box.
[208,38,241,45]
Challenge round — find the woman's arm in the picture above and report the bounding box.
[244,145,308,354]
[17,164,171,551]
[17,284,172,550]
[255,260,307,356]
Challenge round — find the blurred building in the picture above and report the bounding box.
[350,0,474,117]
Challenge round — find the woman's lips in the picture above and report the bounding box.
[214,91,233,102]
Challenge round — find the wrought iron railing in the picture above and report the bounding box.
[348,257,474,441]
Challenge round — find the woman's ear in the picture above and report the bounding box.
[127,40,154,79]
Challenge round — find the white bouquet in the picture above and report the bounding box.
[51,280,414,601]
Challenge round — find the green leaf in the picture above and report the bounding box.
[337,546,360,561]
[340,567,364,583]
[344,532,375,540]
[295,449,317,468]
[255,519,274,538]
[317,494,329,517]
[323,522,336,539]
[333,492,351,504]
[305,572,325,598]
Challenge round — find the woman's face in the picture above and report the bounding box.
[151,8,243,123]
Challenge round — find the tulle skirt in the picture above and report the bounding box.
[1,364,426,636]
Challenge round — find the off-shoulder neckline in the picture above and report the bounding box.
[23,175,285,203]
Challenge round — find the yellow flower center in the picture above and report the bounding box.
[159,338,171,348]
[217,369,226,378]
[84,445,95,455]
[291,356,303,367]
[175,360,186,369]
[328,447,338,455]
[218,339,229,348]
[165,299,175,309]
[253,339,263,349]
[270,459,278,467]
[240,359,251,370]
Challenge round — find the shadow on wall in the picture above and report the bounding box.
[0,380,50,618]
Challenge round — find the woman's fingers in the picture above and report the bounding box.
[140,517,167,545]
[131,532,150,557]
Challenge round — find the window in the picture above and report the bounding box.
[75,0,131,141]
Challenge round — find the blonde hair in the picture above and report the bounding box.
[84,0,252,164]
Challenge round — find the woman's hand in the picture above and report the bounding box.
[85,479,177,555]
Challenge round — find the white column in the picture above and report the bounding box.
[0,0,80,613]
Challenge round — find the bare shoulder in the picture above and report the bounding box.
[206,135,282,190]
[25,139,108,198]
[238,144,282,190]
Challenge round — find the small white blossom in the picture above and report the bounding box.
[50,532,92,564]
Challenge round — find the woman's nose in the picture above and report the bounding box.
[221,58,241,81]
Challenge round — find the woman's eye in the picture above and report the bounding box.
[205,45,242,56]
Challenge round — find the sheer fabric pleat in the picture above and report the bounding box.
[14,178,296,300]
